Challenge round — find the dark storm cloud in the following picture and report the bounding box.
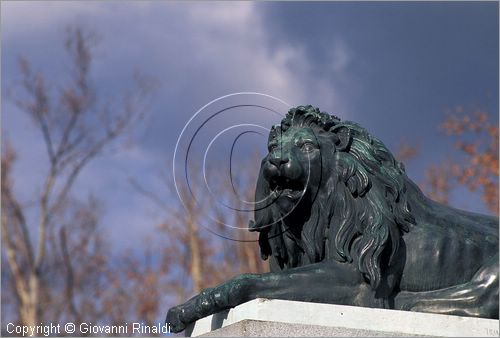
[259,2,498,143]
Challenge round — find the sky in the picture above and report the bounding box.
[2,1,498,252]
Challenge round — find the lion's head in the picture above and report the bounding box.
[249,105,415,292]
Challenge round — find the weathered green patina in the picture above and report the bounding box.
[166,105,498,333]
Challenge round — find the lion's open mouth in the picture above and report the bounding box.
[270,176,305,199]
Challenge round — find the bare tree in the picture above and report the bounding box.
[211,162,268,280]
[131,168,216,297]
[2,26,152,328]
[129,156,267,312]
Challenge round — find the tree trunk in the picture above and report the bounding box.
[20,272,39,327]
[187,217,203,293]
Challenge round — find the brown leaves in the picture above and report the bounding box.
[423,164,451,205]
[442,111,498,214]
[395,142,420,164]
[394,109,498,215]
[442,111,491,135]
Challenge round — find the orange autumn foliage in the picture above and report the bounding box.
[442,111,499,215]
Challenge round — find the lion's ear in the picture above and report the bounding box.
[330,125,351,151]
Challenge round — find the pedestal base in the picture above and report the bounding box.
[185,299,499,337]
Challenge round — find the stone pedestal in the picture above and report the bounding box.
[185,299,499,337]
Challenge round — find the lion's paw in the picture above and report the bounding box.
[166,305,186,333]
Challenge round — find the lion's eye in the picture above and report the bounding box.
[269,144,278,152]
[301,142,316,153]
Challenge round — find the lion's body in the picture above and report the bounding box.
[167,106,498,332]
[400,180,498,292]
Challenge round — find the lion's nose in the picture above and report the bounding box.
[269,155,289,168]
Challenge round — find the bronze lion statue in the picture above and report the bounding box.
[167,105,498,332]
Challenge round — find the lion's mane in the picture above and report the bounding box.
[252,105,415,293]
